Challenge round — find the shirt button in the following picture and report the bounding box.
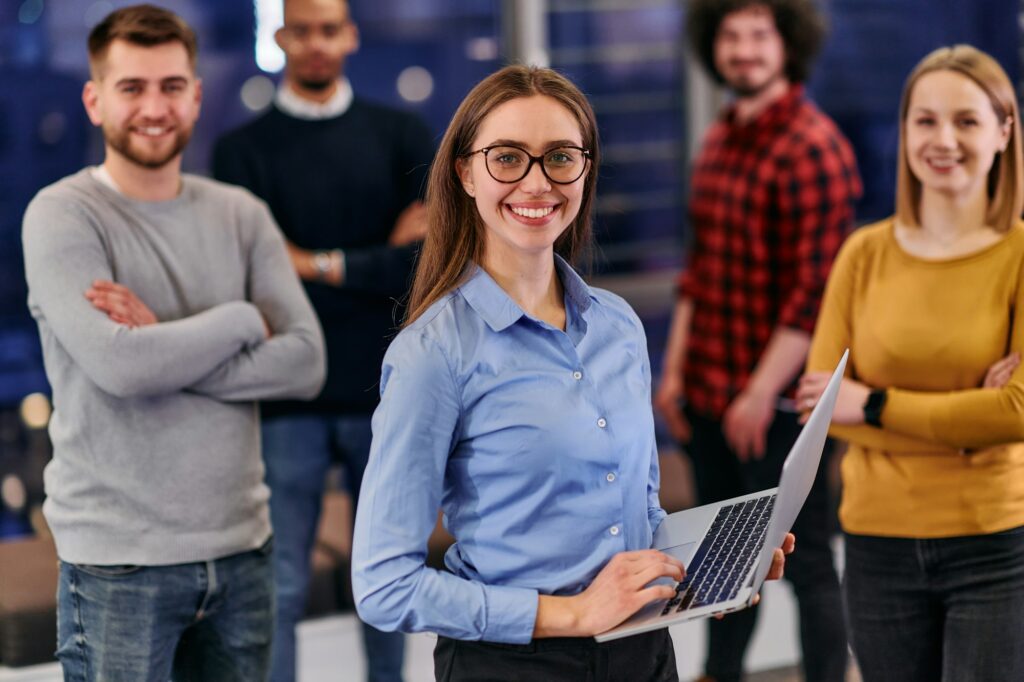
[606,472,616,483]
[597,418,607,428]
[573,370,583,380]
[610,526,620,536]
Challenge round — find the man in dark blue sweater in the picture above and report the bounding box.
[212,1,433,680]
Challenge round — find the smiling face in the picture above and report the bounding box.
[904,69,1011,201]
[457,95,588,266]
[713,4,787,97]
[83,39,201,170]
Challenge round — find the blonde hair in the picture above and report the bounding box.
[404,65,599,326]
[895,45,1023,232]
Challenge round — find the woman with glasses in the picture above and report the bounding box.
[351,65,790,681]
[799,45,1024,681]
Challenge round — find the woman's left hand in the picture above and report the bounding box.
[765,532,795,581]
[796,374,870,425]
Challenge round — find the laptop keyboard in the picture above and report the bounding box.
[661,494,776,616]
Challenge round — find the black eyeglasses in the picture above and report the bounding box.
[465,144,592,185]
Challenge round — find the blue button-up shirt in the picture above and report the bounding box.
[352,257,666,644]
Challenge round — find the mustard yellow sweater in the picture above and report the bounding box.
[807,218,1024,538]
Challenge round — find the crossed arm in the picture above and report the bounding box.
[799,235,1024,452]
[212,120,434,297]
[23,197,325,402]
[283,201,427,289]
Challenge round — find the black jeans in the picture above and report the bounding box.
[844,528,1024,682]
[684,408,847,682]
[433,629,678,682]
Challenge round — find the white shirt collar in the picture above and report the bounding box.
[92,164,123,193]
[275,77,354,120]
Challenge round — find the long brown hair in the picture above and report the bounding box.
[404,64,600,326]
[895,45,1024,232]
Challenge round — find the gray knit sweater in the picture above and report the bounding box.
[22,168,326,565]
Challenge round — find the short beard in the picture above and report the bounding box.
[104,124,191,170]
[728,71,784,99]
[296,77,334,92]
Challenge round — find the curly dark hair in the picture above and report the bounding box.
[686,0,826,85]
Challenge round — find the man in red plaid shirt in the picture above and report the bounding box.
[655,1,860,681]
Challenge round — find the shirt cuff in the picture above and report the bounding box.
[649,508,668,538]
[335,248,346,287]
[482,584,539,644]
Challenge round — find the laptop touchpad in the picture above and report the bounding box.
[662,542,697,565]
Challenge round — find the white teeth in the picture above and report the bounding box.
[510,206,555,219]
[928,158,959,168]
[136,126,169,136]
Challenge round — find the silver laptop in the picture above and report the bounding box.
[596,349,848,642]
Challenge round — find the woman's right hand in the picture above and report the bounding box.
[983,351,1020,388]
[534,550,684,638]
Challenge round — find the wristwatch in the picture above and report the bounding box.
[863,388,887,427]
[312,250,334,281]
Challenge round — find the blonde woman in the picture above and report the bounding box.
[800,45,1024,681]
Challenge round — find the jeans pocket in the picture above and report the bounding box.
[74,563,143,578]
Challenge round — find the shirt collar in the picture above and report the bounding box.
[90,164,185,202]
[92,164,121,192]
[275,77,353,120]
[723,83,804,131]
[458,255,595,333]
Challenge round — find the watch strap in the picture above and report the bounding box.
[863,388,887,427]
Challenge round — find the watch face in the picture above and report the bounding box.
[314,252,331,274]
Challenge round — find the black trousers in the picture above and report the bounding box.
[433,629,678,682]
[684,407,848,682]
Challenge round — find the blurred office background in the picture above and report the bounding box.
[0,0,1018,675]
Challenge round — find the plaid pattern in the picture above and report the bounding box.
[678,85,861,419]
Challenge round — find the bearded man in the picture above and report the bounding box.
[21,5,325,679]
[655,2,861,681]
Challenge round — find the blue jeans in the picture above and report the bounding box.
[262,413,405,682]
[844,527,1024,682]
[56,540,274,682]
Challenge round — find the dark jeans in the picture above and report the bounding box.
[56,540,274,682]
[262,413,405,682]
[684,407,847,682]
[433,629,678,682]
[844,528,1024,682]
